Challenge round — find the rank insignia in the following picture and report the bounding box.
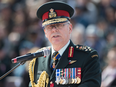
[76,45,92,52]
[76,46,79,48]
[49,8,57,18]
[79,46,82,50]
[68,46,74,58]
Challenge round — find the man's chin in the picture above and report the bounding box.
[52,40,62,45]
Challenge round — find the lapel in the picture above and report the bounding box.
[42,47,52,77]
[50,40,74,80]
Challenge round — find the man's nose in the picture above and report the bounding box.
[52,26,57,29]
[52,26,57,31]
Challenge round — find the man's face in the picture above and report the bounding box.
[44,22,72,47]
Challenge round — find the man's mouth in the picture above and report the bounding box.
[53,35,60,38]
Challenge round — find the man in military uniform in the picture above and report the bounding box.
[29,1,101,87]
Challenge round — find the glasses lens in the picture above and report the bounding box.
[44,22,69,31]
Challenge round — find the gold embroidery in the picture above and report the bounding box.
[29,59,49,87]
[91,55,98,58]
[70,60,76,64]
[42,18,67,26]
[70,47,73,57]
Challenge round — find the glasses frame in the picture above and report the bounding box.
[44,22,70,31]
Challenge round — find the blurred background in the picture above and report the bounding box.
[0,0,116,87]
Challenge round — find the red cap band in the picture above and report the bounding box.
[42,10,70,21]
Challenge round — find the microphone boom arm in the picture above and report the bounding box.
[0,61,26,80]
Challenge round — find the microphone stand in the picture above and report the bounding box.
[0,61,26,80]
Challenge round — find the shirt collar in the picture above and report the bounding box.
[52,40,70,56]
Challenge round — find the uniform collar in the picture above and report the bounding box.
[52,40,70,56]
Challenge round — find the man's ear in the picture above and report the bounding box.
[44,29,47,37]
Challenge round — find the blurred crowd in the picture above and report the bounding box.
[0,0,116,87]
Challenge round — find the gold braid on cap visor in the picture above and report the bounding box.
[42,18,68,27]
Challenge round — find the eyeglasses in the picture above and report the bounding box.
[44,22,70,31]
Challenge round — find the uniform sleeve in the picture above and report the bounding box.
[78,50,101,87]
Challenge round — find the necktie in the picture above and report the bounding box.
[51,51,61,70]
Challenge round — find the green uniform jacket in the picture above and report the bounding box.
[29,40,101,87]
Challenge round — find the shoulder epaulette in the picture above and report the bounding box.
[74,45,92,52]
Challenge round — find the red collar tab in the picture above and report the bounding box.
[68,46,74,58]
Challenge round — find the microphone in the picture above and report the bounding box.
[11,48,50,63]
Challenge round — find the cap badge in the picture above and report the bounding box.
[49,8,57,18]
